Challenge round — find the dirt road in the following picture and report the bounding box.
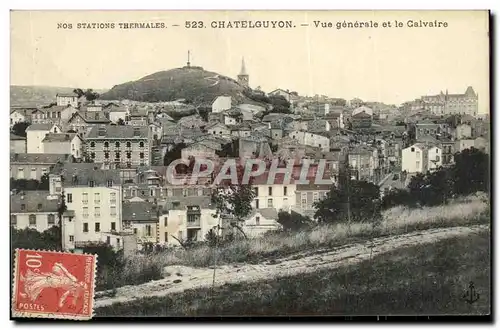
[94,224,488,308]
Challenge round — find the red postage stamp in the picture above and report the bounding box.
[12,249,97,320]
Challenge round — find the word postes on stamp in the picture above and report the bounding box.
[12,249,97,320]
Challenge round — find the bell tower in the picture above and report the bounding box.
[237,57,249,88]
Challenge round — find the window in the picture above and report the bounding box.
[139,141,144,148]
[110,206,116,216]
[146,225,152,236]
[416,161,421,168]
[117,238,120,245]
[164,217,168,226]
[17,168,24,179]
[109,191,117,202]
[48,214,55,225]
[111,222,116,231]
[256,216,260,225]
[10,215,17,226]
[95,222,100,232]
[411,147,415,152]
[69,235,74,242]
[41,168,48,175]
[83,207,89,218]
[115,152,120,159]
[67,193,73,203]
[104,141,109,148]
[94,207,101,217]
[107,180,113,187]
[436,155,441,162]
[267,198,273,208]
[283,186,287,195]
[21,204,26,211]
[313,193,319,203]
[127,152,131,159]
[164,232,169,243]
[115,142,120,148]
[90,152,95,159]
[94,193,100,203]
[82,193,88,204]
[133,228,138,234]
[29,214,36,226]
[255,199,259,209]
[36,203,43,211]
[106,236,110,245]
[104,152,109,159]
[268,187,272,196]
[89,181,95,187]
[126,142,131,148]
[90,142,95,148]
[30,168,37,180]
[253,187,258,195]
[83,223,89,232]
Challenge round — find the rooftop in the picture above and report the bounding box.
[10,191,59,213]
[26,123,56,131]
[86,125,148,139]
[42,133,78,143]
[10,153,71,164]
[122,201,159,222]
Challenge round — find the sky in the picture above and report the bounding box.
[10,10,489,112]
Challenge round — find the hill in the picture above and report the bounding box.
[100,66,252,104]
[10,85,108,108]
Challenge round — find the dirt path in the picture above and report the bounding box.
[94,224,488,308]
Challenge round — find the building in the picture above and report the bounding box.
[348,147,377,182]
[242,208,281,237]
[56,92,79,107]
[212,96,232,113]
[158,196,218,245]
[237,57,249,88]
[86,125,150,168]
[207,123,231,137]
[42,133,83,159]
[293,183,331,217]
[10,133,26,154]
[350,111,372,129]
[251,172,296,212]
[269,89,292,103]
[418,87,478,116]
[67,111,111,135]
[122,200,159,248]
[414,121,444,141]
[10,153,72,180]
[456,139,476,152]
[441,139,456,165]
[289,130,329,152]
[474,136,489,154]
[108,105,128,123]
[455,124,472,140]
[349,98,364,108]
[402,143,429,173]
[10,109,28,128]
[427,145,443,172]
[26,123,62,154]
[50,164,123,250]
[10,191,60,232]
[181,141,221,161]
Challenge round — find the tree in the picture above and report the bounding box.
[277,211,313,231]
[56,191,67,250]
[314,178,380,224]
[381,188,414,210]
[452,147,489,196]
[117,118,126,125]
[11,121,30,137]
[163,142,187,166]
[73,88,85,98]
[84,89,100,102]
[211,163,256,237]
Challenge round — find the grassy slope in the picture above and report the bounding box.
[96,230,490,316]
[10,85,107,107]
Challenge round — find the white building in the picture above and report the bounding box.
[56,93,79,107]
[10,191,60,232]
[402,143,428,173]
[10,109,28,128]
[427,145,443,172]
[242,208,282,238]
[42,133,83,159]
[50,165,123,251]
[251,172,297,211]
[457,139,476,152]
[158,197,219,246]
[26,123,62,154]
[289,130,330,152]
[455,124,473,140]
[211,96,232,113]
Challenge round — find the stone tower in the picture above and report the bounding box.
[237,57,249,88]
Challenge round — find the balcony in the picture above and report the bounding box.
[187,218,201,228]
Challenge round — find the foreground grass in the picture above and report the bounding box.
[128,197,489,269]
[96,230,490,316]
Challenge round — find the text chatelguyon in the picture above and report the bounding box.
[165,158,334,186]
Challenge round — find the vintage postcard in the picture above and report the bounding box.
[10,10,490,319]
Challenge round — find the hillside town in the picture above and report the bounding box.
[9,57,490,255]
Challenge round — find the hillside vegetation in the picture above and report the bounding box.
[10,85,107,107]
[101,67,252,103]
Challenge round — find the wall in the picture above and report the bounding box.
[11,212,58,232]
[252,184,296,211]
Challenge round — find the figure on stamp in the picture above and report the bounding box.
[19,262,88,308]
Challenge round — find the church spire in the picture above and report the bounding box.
[240,57,247,75]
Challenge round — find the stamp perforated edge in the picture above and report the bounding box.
[12,248,98,321]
